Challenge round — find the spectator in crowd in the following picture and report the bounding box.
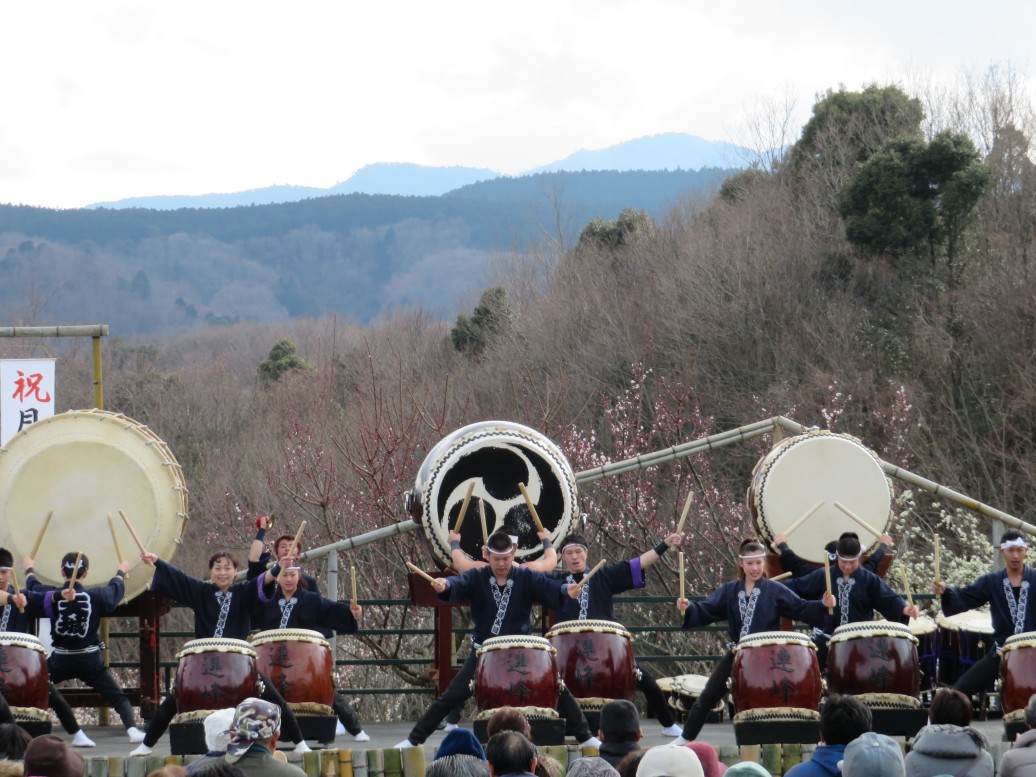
[682,742,726,777]
[567,759,619,777]
[484,707,563,777]
[147,767,188,777]
[786,694,873,777]
[612,751,646,777]
[904,689,993,777]
[186,709,237,774]
[999,693,1036,777]
[635,745,704,777]
[485,731,538,777]
[597,701,643,768]
[724,765,771,777]
[22,735,85,777]
[839,733,905,777]
[427,728,489,777]
[192,766,246,777]
[223,698,306,777]
[0,723,31,761]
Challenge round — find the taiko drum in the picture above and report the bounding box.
[547,620,636,702]
[251,629,334,707]
[175,638,259,713]
[827,622,919,698]
[474,636,559,712]
[0,633,49,709]
[732,631,821,713]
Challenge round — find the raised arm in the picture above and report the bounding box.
[638,532,683,569]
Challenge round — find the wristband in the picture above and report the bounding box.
[449,540,462,551]
[542,539,553,549]
[24,567,34,575]
[654,541,669,556]
[116,570,127,578]
[255,528,267,541]
[270,563,282,578]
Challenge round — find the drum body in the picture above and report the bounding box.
[999,633,1036,715]
[474,636,559,713]
[175,638,259,713]
[732,631,821,713]
[547,620,635,704]
[937,610,994,688]
[748,431,892,564]
[405,421,577,568]
[827,622,919,698]
[909,615,938,692]
[251,629,334,707]
[0,632,49,709]
[0,409,188,600]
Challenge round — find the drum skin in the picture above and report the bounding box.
[0,633,49,709]
[827,623,919,698]
[0,409,188,601]
[251,629,334,707]
[474,636,559,712]
[547,620,635,702]
[732,632,821,712]
[175,639,258,713]
[999,633,1036,714]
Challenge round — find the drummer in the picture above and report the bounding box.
[253,554,370,742]
[673,538,836,743]
[21,552,147,745]
[128,549,310,757]
[772,530,892,578]
[781,534,919,666]
[393,530,600,749]
[248,517,323,598]
[546,530,686,737]
[933,528,1036,697]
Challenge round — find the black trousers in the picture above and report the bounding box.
[49,652,136,730]
[331,691,362,735]
[680,650,734,741]
[143,671,305,747]
[636,665,676,727]
[48,685,82,735]
[407,649,592,745]
[953,650,1000,698]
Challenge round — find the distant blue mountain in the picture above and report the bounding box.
[87,133,750,210]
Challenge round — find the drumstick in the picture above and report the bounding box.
[479,499,488,543]
[107,513,125,564]
[934,533,941,584]
[770,571,793,582]
[577,559,607,590]
[67,552,83,591]
[118,509,148,554]
[833,501,883,538]
[678,551,685,601]
[405,561,437,584]
[898,567,914,607]
[287,521,307,559]
[823,554,833,614]
[10,568,24,614]
[350,565,358,603]
[518,483,546,533]
[454,481,477,533]
[30,510,54,559]
[676,491,695,534]
[782,500,825,539]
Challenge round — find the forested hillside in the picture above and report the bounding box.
[4,71,1035,720]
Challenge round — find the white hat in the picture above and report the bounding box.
[636,745,705,777]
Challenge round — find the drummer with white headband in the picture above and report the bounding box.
[673,538,836,744]
[933,528,1036,698]
[548,530,686,737]
[781,534,919,667]
[772,530,892,579]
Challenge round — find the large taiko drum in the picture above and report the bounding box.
[999,632,1036,716]
[175,638,259,714]
[0,632,49,709]
[0,409,189,601]
[827,622,920,706]
[748,431,893,564]
[547,620,636,709]
[732,631,821,714]
[909,615,938,692]
[937,610,994,689]
[251,629,334,707]
[474,635,560,714]
[404,422,578,568]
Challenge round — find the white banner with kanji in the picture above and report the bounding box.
[1,359,56,446]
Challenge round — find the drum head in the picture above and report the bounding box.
[407,421,578,568]
[937,609,993,634]
[749,431,892,563]
[0,409,188,601]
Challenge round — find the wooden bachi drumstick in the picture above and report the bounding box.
[577,559,607,590]
[770,571,793,582]
[823,554,834,614]
[107,513,125,564]
[479,500,489,543]
[118,509,148,554]
[518,483,546,533]
[30,510,54,559]
[782,500,825,539]
[10,568,24,614]
[287,521,308,559]
[405,561,436,584]
[454,482,477,533]
[899,567,915,607]
[934,534,941,584]
[678,552,685,601]
[834,501,883,538]
[676,491,695,535]
[67,552,83,591]
[351,565,358,603]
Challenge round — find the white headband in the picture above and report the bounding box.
[1002,538,1030,549]
[561,542,589,554]
[0,566,11,571]
[738,551,766,560]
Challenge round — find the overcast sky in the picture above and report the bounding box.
[0,1,1032,210]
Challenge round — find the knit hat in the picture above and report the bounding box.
[24,734,85,777]
[637,745,705,777]
[433,727,486,760]
[226,698,281,763]
[838,732,905,777]
[683,742,727,777]
[723,763,771,777]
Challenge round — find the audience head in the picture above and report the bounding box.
[485,731,537,777]
[568,759,620,777]
[486,706,532,739]
[599,700,641,744]
[203,708,236,753]
[426,756,490,777]
[1025,692,1036,729]
[226,698,281,763]
[636,745,704,777]
[192,765,246,777]
[534,753,564,777]
[434,728,486,761]
[23,735,86,777]
[839,732,905,777]
[928,688,972,726]
[146,767,188,777]
[723,764,771,777]
[613,750,647,777]
[820,694,873,745]
[0,723,32,760]
[682,742,725,777]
